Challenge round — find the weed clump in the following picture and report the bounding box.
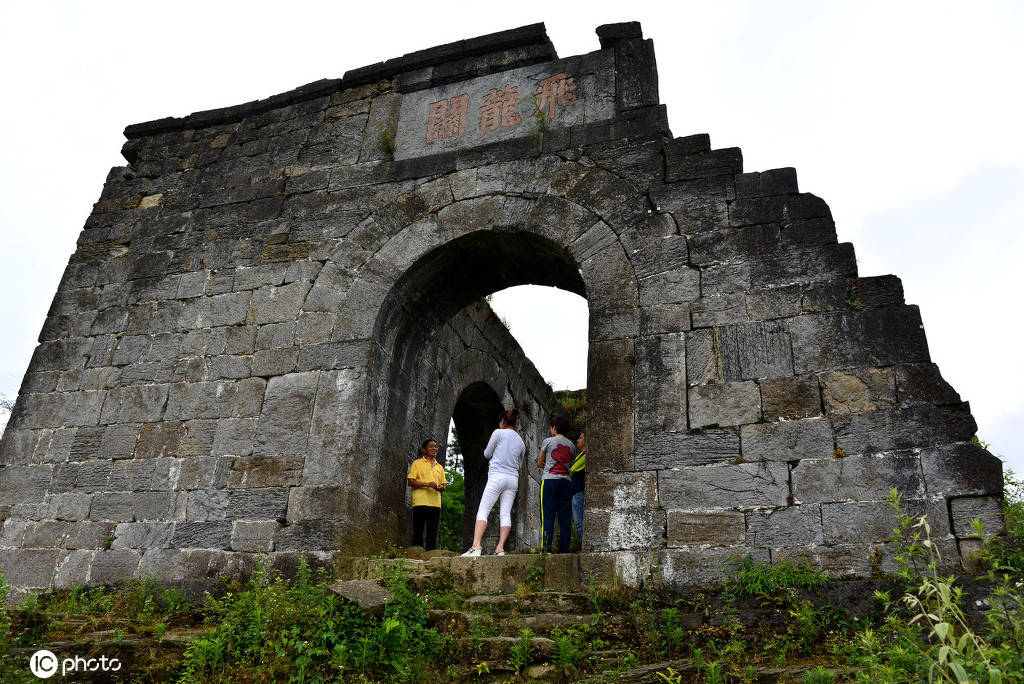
[179,559,450,683]
[725,555,830,602]
[848,486,1024,683]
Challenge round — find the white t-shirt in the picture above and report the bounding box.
[483,428,525,477]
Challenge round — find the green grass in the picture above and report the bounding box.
[179,559,451,683]
[725,555,830,601]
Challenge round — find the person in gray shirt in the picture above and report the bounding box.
[536,415,575,553]
[462,408,525,557]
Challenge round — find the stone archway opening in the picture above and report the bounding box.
[368,229,592,550]
[441,285,590,552]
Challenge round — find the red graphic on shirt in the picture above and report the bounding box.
[550,444,573,477]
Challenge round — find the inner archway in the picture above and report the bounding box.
[450,381,506,550]
[438,284,591,552]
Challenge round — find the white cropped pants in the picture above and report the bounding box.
[475,472,518,527]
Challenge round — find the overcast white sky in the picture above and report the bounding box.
[1,2,1021,474]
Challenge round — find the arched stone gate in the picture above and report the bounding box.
[0,21,1004,596]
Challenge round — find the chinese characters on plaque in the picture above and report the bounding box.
[425,73,578,145]
[479,85,522,132]
[425,94,469,145]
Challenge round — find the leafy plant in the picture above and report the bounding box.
[802,666,836,684]
[178,558,450,683]
[884,488,933,580]
[725,554,829,603]
[963,476,1024,680]
[582,571,605,618]
[980,467,1024,575]
[620,650,639,671]
[655,667,683,684]
[850,489,1012,683]
[703,660,725,684]
[507,628,534,674]
[0,574,26,684]
[846,283,863,310]
[0,575,10,652]
[41,576,188,625]
[374,121,395,156]
[525,552,545,591]
[656,607,686,657]
[551,630,581,681]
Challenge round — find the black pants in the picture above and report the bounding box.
[540,478,572,553]
[412,505,441,551]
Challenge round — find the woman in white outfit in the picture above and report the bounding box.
[462,408,525,557]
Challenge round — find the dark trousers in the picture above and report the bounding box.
[540,478,572,553]
[412,505,440,551]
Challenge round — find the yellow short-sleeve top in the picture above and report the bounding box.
[407,457,446,508]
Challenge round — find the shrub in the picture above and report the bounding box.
[849,488,1020,683]
[179,558,449,683]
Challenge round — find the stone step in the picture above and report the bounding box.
[709,606,793,627]
[8,609,204,637]
[428,608,599,636]
[428,609,487,636]
[514,612,601,631]
[592,647,632,661]
[462,591,593,614]
[587,648,637,673]
[8,630,201,683]
[9,627,205,655]
[580,659,853,684]
[335,552,584,594]
[400,547,460,561]
[455,635,555,670]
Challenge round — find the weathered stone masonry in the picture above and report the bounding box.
[0,21,1004,596]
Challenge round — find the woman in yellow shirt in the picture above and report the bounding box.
[406,438,447,550]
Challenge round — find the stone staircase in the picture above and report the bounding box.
[2,552,893,682]
[330,552,865,681]
[335,550,586,594]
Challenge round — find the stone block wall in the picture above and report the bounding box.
[0,298,549,597]
[586,136,1004,582]
[0,21,1003,595]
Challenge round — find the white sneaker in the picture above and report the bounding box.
[494,551,506,556]
[461,548,481,557]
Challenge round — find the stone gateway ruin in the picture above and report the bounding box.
[0,22,1005,597]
